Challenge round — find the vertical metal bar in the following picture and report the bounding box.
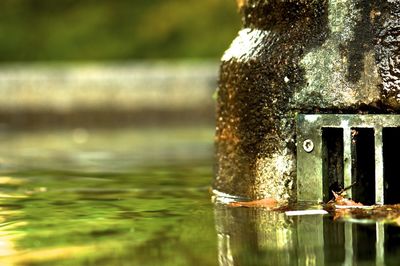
[376,223,385,266]
[375,126,384,205]
[343,127,352,198]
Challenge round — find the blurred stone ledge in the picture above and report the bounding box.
[0,61,217,129]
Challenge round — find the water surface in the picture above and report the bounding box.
[0,127,399,265]
[0,127,216,265]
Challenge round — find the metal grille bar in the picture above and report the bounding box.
[296,114,400,204]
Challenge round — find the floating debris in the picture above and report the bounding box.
[228,198,280,209]
[328,191,364,207]
[285,210,328,216]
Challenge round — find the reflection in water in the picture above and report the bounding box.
[0,220,23,259]
[0,127,219,265]
[217,233,234,266]
[214,204,400,266]
[1,128,400,264]
[0,167,218,265]
[215,205,296,265]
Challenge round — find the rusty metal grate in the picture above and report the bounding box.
[297,114,400,204]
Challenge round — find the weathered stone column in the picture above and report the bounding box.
[214,0,400,201]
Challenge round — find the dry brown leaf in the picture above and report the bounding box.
[228,198,278,208]
[331,191,363,206]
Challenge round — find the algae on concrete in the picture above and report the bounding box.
[214,0,400,202]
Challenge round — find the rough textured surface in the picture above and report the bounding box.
[376,1,400,109]
[214,0,400,202]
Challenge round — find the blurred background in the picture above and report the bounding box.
[1,0,239,61]
[0,0,240,129]
[0,2,241,264]
[0,0,242,175]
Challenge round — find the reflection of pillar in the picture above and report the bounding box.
[214,0,400,202]
[217,233,234,266]
[323,218,346,264]
[324,220,386,265]
[384,223,400,264]
[214,205,389,265]
[214,205,336,266]
[214,205,296,266]
[295,215,325,265]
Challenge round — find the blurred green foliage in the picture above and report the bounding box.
[0,0,240,61]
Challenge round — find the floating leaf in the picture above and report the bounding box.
[228,198,279,209]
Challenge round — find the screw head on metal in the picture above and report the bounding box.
[303,139,314,153]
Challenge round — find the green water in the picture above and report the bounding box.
[0,127,400,265]
[0,127,216,265]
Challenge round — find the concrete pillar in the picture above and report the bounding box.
[214,0,400,201]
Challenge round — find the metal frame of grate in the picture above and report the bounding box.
[297,114,400,204]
